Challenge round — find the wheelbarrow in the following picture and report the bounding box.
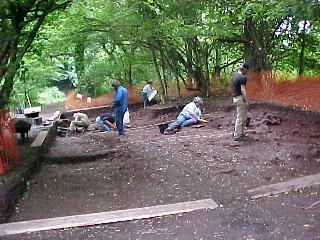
[14,120,32,139]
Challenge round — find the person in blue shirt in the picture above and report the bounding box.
[111,80,128,136]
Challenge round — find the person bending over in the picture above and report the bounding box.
[69,112,89,132]
[111,80,128,136]
[141,81,154,108]
[95,113,116,132]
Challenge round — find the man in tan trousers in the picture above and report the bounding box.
[69,112,89,132]
[231,63,249,141]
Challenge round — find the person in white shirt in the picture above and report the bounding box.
[164,96,207,134]
[141,81,154,108]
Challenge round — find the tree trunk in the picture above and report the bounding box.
[150,47,166,103]
[175,72,181,100]
[160,49,168,96]
[0,35,19,109]
[179,36,213,96]
[204,49,210,97]
[127,46,135,86]
[188,37,208,96]
[127,60,132,85]
[244,16,271,72]
[0,63,18,108]
[0,1,70,108]
[214,44,222,77]
[298,20,307,76]
[74,40,85,87]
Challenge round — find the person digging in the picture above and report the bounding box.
[164,96,207,135]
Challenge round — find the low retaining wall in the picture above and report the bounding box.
[0,123,56,224]
[62,105,111,119]
[44,149,118,164]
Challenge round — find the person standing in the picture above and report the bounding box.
[141,81,154,108]
[231,63,250,141]
[111,80,128,136]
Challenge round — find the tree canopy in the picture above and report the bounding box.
[1,0,319,108]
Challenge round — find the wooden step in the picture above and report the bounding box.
[31,131,48,148]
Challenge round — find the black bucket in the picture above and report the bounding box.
[157,123,169,134]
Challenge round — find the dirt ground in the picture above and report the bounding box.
[2,98,320,240]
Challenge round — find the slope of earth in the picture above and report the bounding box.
[3,98,320,240]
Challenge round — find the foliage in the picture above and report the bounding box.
[1,0,320,108]
[0,0,72,108]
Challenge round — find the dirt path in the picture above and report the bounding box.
[2,99,320,240]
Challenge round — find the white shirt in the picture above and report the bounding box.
[180,101,202,120]
[142,84,152,94]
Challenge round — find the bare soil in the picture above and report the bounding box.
[2,98,320,240]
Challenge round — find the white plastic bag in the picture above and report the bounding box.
[123,109,131,127]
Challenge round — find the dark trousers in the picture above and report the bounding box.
[141,92,149,108]
[115,109,126,136]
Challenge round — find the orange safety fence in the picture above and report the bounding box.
[65,85,201,110]
[0,110,20,175]
[65,73,320,112]
[65,85,141,110]
[247,72,320,111]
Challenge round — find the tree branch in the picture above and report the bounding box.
[219,57,243,70]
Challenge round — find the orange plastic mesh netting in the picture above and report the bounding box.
[65,73,320,112]
[247,72,320,111]
[65,86,142,110]
[0,110,20,175]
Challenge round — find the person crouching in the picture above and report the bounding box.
[69,112,89,132]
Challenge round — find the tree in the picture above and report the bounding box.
[0,0,70,108]
[4,0,319,109]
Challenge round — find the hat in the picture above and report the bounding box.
[240,63,249,70]
[111,80,120,87]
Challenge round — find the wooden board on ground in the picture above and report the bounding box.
[30,131,48,148]
[248,173,320,199]
[0,199,218,236]
[47,111,61,121]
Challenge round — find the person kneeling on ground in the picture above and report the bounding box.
[69,112,89,132]
[164,96,207,135]
[95,113,116,132]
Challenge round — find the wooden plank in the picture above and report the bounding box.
[248,173,320,199]
[47,111,61,121]
[23,106,41,115]
[30,131,48,148]
[0,199,218,236]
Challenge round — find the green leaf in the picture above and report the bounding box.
[85,9,94,19]
[68,6,78,14]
